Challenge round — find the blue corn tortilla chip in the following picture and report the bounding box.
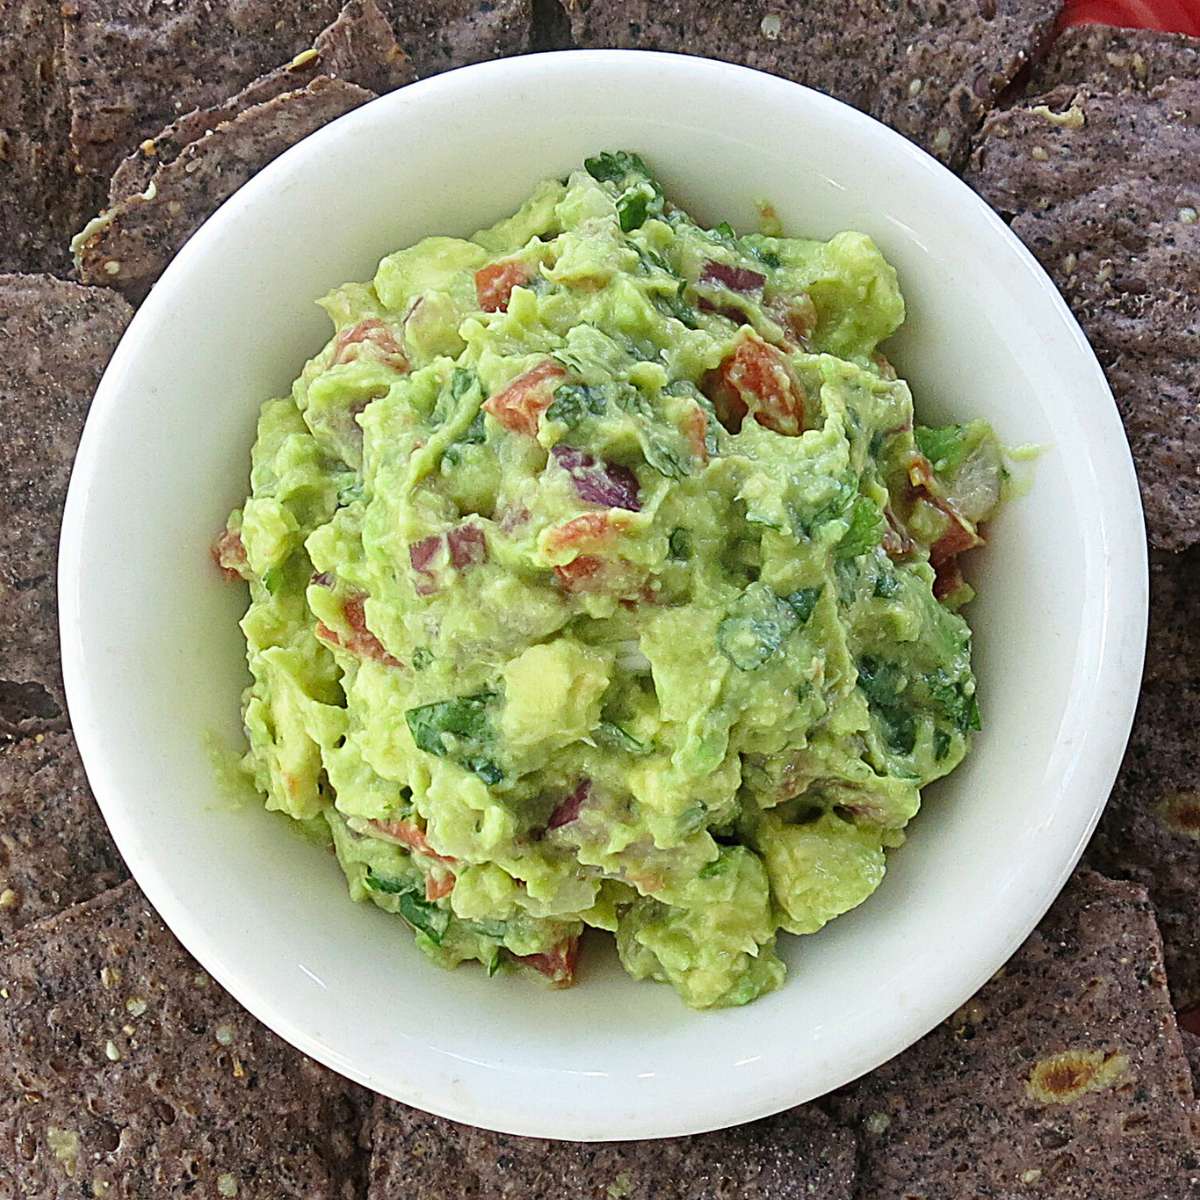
[62,0,531,178]
[965,76,1200,550]
[0,880,372,1197]
[0,0,102,271]
[366,1100,858,1199]
[827,869,1200,1199]
[0,732,127,942]
[75,76,375,303]
[0,275,132,736]
[106,0,416,204]
[1030,21,1200,93]
[562,0,1061,168]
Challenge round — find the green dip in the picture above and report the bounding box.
[219,152,1005,1008]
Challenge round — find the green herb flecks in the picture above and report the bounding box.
[594,720,652,756]
[405,694,502,785]
[717,583,801,671]
[836,495,886,560]
[547,383,608,428]
[857,655,917,756]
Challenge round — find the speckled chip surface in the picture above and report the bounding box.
[62,0,343,176]
[75,76,374,303]
[0,880,370,1198]
[383,0,531,77]
[0,733,127,942]
[563,0,1061,168]
[62,0,530,179]
[1142,549,1200,688]
[0,0,100,272]
[828,870,1200,1199]
[1086,683,1200,1013]
[105,0,415,204]
[367,1100,858,1199]
[965,77,1200,549]
[1030,21,1200,93]
[0,275,132,738]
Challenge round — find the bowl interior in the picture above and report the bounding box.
[60,51,1146,1140]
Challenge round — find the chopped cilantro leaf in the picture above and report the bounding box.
[668,527,692,561]
[836,494,886,559]
[784,586,822,625]
[397,892,450,944]
[717,583,800,671]
[547,383,607,428]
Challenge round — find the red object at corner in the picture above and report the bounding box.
[1061,0,1200,35]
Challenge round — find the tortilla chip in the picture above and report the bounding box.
[1031,22,1200,93]
[62,0,340,177]
[965,79,1200,549]
[0,733,127,942]
[1143,549,1200,688]
[385,0,531,76]
[75,77,374,303]
[107,0,415,205]
[0,275,132,738]
[367,1101,857,1199]
[828,869,1200,1197]
[1085,683,1200,1012]
[562,0,1060,167]
[0,0,101,272]
[0,880,371,1196]
[62,0,530,179]
[1184,1030,1200,1096]
[532,0,575,51]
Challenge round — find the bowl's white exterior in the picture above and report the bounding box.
[59,51,1146,1141]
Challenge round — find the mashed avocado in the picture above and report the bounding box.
[219,151,1005,1008]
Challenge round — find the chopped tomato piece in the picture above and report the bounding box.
[781,293,818,347]
[682,403,709,462]
[317,594,404,667]
[554,555,646,599]
[553,556,604,592]
[370,818,458,865]
[482,361,566,437]
[331,318,408,371]
[544,511,627,555]
[211,526,247,581]
[425,872,455,901]
[475,260,534,313]
[515,933,580,988]
[711,334,805,436]
[931,556,966,602]
[702,366,749,433]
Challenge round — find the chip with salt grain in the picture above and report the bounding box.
[0,881,371,1197]
[827,869,1200,1199]
[0,733,128,943]
[965,77,1200,549]
[0,275,131,736]
[564,0,1060,168]
[367,1098,858,1199]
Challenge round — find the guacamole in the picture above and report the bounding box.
[218,151,1005,1008]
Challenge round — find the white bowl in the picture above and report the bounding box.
[59,50,1147,1141]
